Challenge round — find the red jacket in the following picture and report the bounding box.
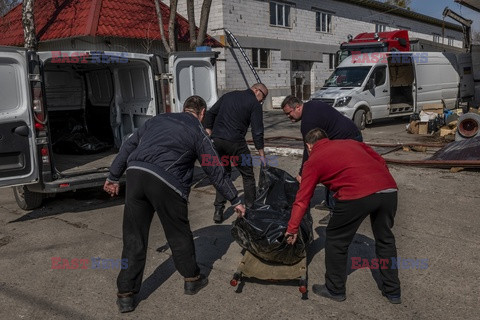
[287,139,397,234]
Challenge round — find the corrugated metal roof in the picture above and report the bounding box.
[0,0,221,47]
[335,0,463,32]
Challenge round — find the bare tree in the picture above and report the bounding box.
[22,0,37,50]
[154,0,171,54]
[141,22,154,53]
[186,0,197,49]
[156,0,213,52]
[196,0,212,49]
[167,0,178,52]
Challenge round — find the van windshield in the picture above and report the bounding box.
[324,66,372,87]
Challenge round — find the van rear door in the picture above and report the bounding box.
[0,47,39,188]
[456,53,475,100]
[168,51,219,113]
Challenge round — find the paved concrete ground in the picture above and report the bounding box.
[0,111,479,319]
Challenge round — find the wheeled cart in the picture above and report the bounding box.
[230,251,308,297]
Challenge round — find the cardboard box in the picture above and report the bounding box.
[418,122,428,134]
[440,127,456,137]
[422,103,444,114]
[407,120,419,134]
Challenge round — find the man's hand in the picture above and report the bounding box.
[296,175,302,183]
[205,128,212,136]
[234,204,246,218]
[103,180,119,197]
[258,149,267,166]
[285,232,298,245]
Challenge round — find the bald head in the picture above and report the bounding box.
[251,83,268,103]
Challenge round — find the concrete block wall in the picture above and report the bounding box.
[163,0,465,109]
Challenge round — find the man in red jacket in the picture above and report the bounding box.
[285,128,401,304]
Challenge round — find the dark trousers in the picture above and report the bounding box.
[212,138,256,209]
[325,192,401,296]
[117,169,199,294]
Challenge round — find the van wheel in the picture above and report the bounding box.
[13,186,43,210]
[353,109,366,130]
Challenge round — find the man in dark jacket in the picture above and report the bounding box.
[281,95,363,220]
[104,96,245,313]
[204,83,268,223]
[285,128,400,304]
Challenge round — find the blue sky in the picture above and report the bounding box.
[409,0,480,32]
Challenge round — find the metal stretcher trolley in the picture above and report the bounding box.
[229,250,308,297]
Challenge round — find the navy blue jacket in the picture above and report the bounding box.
[300,100,362,174]
[204,89,264,150]
[108,112,240,204]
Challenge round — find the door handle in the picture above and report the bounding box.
[13,125,29,137]
[418,87,423,90]
[383,89,388,93]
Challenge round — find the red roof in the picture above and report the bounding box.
[0,0,221,47]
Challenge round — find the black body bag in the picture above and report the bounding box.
[231,166,313,265]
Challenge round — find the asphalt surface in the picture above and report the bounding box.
[0,111,479,319]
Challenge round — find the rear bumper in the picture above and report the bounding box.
[27,172,124,193]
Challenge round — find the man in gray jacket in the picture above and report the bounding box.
[104,96,245,313]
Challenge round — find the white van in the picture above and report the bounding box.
[0,47,218,209]
[311,52,474,129]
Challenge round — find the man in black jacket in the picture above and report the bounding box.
[204,83,268,223]
[104,96,245,313]
[281,95,363,221]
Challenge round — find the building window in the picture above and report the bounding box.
[252,48,270,69]
[328,53,336,70]
[447,37,454,46]
[375,23,387,33]
[270,1,291,27]
[316,11,332,33]
[433,34,440,43]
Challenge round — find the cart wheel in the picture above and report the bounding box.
[299,276,307,294]
[230,272,242,287]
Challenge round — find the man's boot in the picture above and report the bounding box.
[213,207,224,223]
[116,292,135,313]
[184,274,209,295]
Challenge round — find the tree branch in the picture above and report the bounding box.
[154,0,171,54]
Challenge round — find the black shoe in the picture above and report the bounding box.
[312,284,346,302]
[116,293,135,313]
[184,274,209,295]
[213,207,224,223]
[382,292,402,304]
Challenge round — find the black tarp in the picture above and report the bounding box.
[231,166,313,265]
[429,136,480,160]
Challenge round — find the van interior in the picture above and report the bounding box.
[388,58,414,114]
[42,59,157,178]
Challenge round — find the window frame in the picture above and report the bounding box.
[315,10,333,33]
[375,23,387,33]
[328,53,336,70]
[252,48,271,70]
[270,1,291,28]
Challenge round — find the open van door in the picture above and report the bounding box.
[0,47,39,188]
[168,51,219,113]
